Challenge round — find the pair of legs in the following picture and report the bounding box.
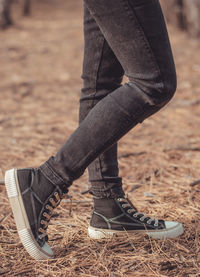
[44,0,177,188]
[5,0,183,260]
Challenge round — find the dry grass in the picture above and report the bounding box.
[0,1,200,276]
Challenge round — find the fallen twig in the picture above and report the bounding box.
[49,236,64,242]
[0,268,10,276]
[128,185,141,193]
[119,151,146,158]
[191,98,200,106]
[164,146,200,152]
[0,240,18,245]
[81,189,90,195]
[14,269,33,276]
[190,179,200,187]
[0,212,11,224]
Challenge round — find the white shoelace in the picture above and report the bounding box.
[118,198,159,227]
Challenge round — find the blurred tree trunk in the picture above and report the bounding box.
[160,0,200,38]
[23,0,31,16]
[0,0,13,29]
[0,0,31,29]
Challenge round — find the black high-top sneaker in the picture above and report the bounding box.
[5,168,69,260]
[88,197,184,239]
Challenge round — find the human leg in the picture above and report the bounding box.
[80,4,125,198]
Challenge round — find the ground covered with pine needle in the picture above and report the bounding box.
[0,1,200,276]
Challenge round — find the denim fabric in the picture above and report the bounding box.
[79,4,124,197]
[40,0,177,197]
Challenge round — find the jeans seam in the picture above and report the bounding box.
[90,37,105,109]
[109,93,135,119]
[91,37,106,181]
[97,156,103,180]
[122,0,165,91]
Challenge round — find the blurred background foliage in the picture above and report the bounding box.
[0,0,200,38]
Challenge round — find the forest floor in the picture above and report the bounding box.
[0,1,200,276]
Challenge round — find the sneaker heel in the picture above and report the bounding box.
[88,226,114,239]
[5,168,53,260]
[5,169,18,198]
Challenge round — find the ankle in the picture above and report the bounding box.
[90,182,125,199]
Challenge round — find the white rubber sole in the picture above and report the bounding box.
[5,169,54,260]
[88,221,184,240]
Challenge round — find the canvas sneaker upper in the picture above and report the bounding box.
[90,197,165,231]
[5,167,69,259]
[88,197,184,240]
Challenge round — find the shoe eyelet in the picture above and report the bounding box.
[122,204,126,208]
[117,198,122,202]
[147,220,152,225]
[140,218,144,222]
[54,191,60,200]
[154,223,159,227]
[41,220,47,225]
[127,209,131,214]
[133,214,137,218]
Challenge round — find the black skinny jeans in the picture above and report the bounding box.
[40,0,177,198]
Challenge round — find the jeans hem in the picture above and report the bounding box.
[89,180,125,198]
